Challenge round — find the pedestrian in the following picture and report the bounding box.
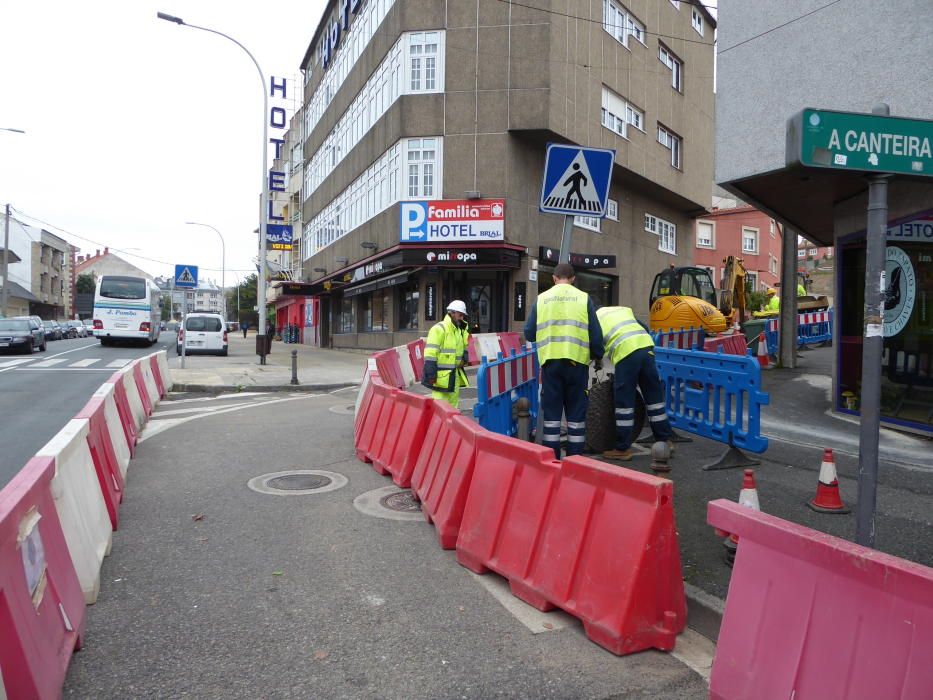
[524,263,603,460]
[422,300,471,408]
[765,287,780,311]
[242,320,248,338]
[595,306,673,461]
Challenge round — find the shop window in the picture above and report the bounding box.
[337,297,355,333]
[361,288,391,332]
[398,284,420,330]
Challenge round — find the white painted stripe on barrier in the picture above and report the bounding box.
[93,383,131,479]
[0,661,7,700]
[121,366,147,430]
[394,345,415,387]
[155,350,172,390]
[36,418,113,604]
[354,358,378,417]
[139,356,160,406]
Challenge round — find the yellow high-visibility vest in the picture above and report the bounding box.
[424,315,470,391]
[596,306,653,365]
[535,284,590,364]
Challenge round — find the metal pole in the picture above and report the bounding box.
[779,224,798,368]
[290,349,299,385]
[558,215,573,264]
[1,204,10,318]
[180,282,187,369]
[856,168,890,546]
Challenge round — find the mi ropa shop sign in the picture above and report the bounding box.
[400,199,505,243]
[402,247,522,268]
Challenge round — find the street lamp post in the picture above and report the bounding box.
[185,221,226,319]
[1,128,25,318]
[157,12,269,363]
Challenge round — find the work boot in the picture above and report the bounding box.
[603,449,633,461]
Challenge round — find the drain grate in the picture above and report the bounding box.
[380,490,421,513]
[267,474,332,491]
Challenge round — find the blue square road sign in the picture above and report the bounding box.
[539,144,615,216]
[174,264,199,289]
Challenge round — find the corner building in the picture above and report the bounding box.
[299,0,715,350]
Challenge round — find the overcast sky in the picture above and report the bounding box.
[0,0,326,286]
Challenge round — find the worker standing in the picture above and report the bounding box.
[765,287,780,311]
[796,281,807,296]
[524,264,603,460]
[422,300,471,409]
[596,306,672,461]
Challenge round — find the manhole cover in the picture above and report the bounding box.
[267,474,332,491]
[248,470,348,496]
[380,490,421,513]
[329,403,356,415]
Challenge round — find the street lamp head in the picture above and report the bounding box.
[0,128,25,134]
[157,11,185,24]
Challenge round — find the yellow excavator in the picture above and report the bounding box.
[648,257,748,334]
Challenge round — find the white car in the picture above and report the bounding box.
[176,313,228,356]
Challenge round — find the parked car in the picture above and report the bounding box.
[27,315,45,338]
[66,319,88,337]
[0,317,46,353]
[43,319,63,341]
[59,321,78,339]
[176,313,228,356]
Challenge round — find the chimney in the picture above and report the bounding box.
[104,247,109,255]
[96,249,100,257]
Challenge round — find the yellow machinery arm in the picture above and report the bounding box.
[719,256,747,327]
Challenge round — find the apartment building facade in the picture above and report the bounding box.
[296,0,715,349]
[694,206,784,292]
[0,213,72,318]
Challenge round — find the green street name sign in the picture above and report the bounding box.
[787,108,933,178]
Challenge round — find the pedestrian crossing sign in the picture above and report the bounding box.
[539,144,615,216]
[174,264,199,289]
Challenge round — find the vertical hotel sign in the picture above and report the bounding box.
[266,75,293,250]
[319,0,366,69]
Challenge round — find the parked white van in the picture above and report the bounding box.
[176,313,228,356]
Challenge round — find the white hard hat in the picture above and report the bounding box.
[447,300,468,315]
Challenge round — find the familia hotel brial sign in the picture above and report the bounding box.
[266,75,294,251]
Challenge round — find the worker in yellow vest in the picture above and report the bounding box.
[765,288,780,312]
[596,306,672,461]
[422,300,471,408]
[524,264,604,460]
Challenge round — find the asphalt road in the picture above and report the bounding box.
[0,331,172,488]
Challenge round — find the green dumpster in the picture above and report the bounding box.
[740,318,767,355]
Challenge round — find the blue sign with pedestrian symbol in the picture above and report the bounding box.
[174,264,199,289]
[539,144,615,216]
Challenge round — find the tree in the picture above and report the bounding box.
[235,274,259,327]
[76,273,96,294]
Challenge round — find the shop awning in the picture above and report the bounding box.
[341,270,413,299]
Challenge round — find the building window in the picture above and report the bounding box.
[770,219,776,237]
[602,0,645,48]
[770,254,778,275]
[407,138,437,198]
[574,215,601,232]
[601,86,643,138]
[798,248,806,258]
[361,289,390,332]
[657,124,682,169]
[696,221,714,248]
[606,199,618,220]
[409,32,440,92]
[692,8,704,35]
[745,272,758,290]
[398,283,420,330]
[659,44,682,91]
[646,213,676,254]
[337,297,355,333]
[742,227,759,254]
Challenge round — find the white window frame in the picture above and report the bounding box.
[574,215,601,232]
[745,271,758,290]
[659,44,682,92]
[646,213,676,254]
[657,124,682,169]
[797,248,806,258]
[696,220,714,248]
[692,8,704,36]
[601,86,644,139]
[606,199,618,221]
[602,0,646,48]
[770,254,778,275]
[770,219,776,237]
[408,31,442,92]
[406,137,439,199]
[742,227,759,254]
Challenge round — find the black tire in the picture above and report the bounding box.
[220,347,228,357]
[26,339,34,355]
[40,340,47,352]
[585,375,646,453]
[176,344,182,356]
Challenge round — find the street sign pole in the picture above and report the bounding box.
[558,215,573,264]
[181,288,187,370]
[856,107,892,548]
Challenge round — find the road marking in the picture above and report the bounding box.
[468,572,575,634]
[0,339,98,373]
[670,628,715,682]
[15,367,116,371]
[31,358,68,368]
[69,358,99,368]
[0,358,33,368]
[153,401,256,418]
[106,358,133,368]
[161,392,271,405]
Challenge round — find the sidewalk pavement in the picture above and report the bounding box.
[168,332,367,392]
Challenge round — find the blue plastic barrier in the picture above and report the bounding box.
[473,347,539,437]
[651,327,706,350]
[765,310,833,355]
[654,346,770,470]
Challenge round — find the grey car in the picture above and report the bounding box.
[0,317,46,353]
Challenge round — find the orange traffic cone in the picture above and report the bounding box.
[808,448,851,513]
[756,332,771,369]
[722,469,760,567]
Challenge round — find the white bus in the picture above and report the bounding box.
[92,275,162,346]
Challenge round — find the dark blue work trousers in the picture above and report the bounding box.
[613,347,672,450]
[541,359,589,460]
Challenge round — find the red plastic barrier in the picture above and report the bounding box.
[107,373,138,457]
[354,368,380,439]
[148,354,166,398]
[374,349,405,389]
[468,333,504,365]
[367,390,433,488]
[410,399,461,500]
[703,332,748,356]
[0,456,86,699]
[132,362,153,416]
[407,338,426,382]
[457,433,685,655]
[707,499,933,700]
[74,398,125,529]
[354,376,393,464]
[414,414,482,549]
[498,332,524,356]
